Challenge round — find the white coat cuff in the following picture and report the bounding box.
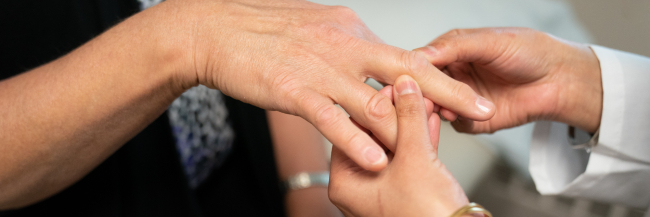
[529,46,650,208]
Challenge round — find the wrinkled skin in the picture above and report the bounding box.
[167,0,496,170]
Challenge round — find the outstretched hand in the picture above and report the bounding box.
[157,0,496,171]
[329,75,469,217]
[414,28,602,133]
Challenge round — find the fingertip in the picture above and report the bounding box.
[440,108,458,122]
[394,75,420,97]
[362,146,388,171]
[379,85,393,101]
[474,95,496,120]
[432,104,441,113]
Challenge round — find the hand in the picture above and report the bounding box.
[149,0,496,171]
[329,75,469,217]
[414,28,602,133]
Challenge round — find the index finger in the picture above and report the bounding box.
[295,90,388,172]
[363,44,496,121]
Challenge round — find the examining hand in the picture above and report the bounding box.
[329,75,469,217]
[150,0,496,171]
[414,28,602,133]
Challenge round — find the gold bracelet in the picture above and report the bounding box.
[449,202,493,217]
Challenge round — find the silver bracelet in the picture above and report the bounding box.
[284,172,329,191]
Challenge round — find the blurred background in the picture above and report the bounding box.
[309,0,650,216]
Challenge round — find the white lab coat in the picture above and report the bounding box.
[529,46,650,214]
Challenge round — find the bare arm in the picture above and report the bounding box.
[0,0,494,209]
[267,111,341,217]
[0,5,194,209]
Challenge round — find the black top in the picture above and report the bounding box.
[0,1,285,216]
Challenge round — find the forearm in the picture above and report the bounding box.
[267,111,341,217]
[0,6,193,209]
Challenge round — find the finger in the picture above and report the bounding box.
[379,85,435,120]
[428,111,442,153]
[413,28,514,68]
[335,80,398,151]
[392,75,434,161]
[440,107,458,121]
[424,98,434,119]
[432,102,441,113]
[378,85,393,101]
[298,91,387,171]
[363,44,495,121]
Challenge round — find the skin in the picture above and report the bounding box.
[268,99,435,217]
[267,111,342,217]
[0,0,495,210]
[329,75,470,217]
[414,27,603,134]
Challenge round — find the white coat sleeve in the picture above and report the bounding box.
[529,45,650,209]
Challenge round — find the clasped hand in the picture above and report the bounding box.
[329,75,469,217]
[329,27,603,217]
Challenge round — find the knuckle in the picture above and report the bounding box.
[448,28,462,36]
[449,82,473,104]
[400,50,430,76]
[331,6,361,22]
[344,131,368,151]
[312,24,358,48]
[365,93,393,123]
[314,104,341,129]
[275,75,306,106]
[439,28,464,38]
[274,74,298,95]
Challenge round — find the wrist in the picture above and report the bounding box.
[131,1,205,96]
[552,44,603,133]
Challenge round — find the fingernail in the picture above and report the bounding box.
[363,147,385,165]
[396,78,418,95]
[475,96,494,115]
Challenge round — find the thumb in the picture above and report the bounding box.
[392,75,435,161]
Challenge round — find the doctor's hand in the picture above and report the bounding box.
[152,0,495,171]
[328,75,469,217]
[414,27,602,133]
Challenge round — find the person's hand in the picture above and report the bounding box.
[329,75,469,217]
[414,28,602,133]
[145,0,496,171]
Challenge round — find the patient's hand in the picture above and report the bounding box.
[329,75,469,217]
[414,27,602,133]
